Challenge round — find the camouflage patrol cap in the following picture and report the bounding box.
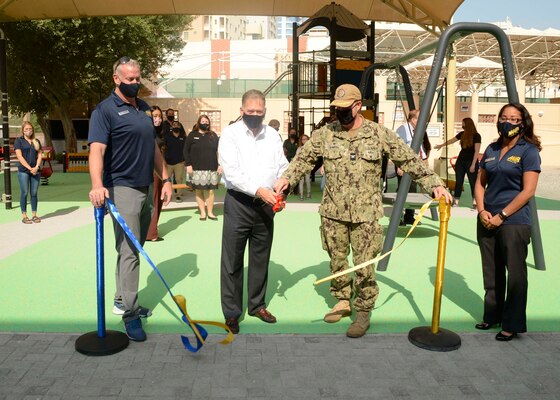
[330,84,362,108]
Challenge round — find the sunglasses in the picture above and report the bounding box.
[113,56,131,73]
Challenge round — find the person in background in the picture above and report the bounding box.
[297,134,311,200]
[395,110,420,226]
[435,117,481,208]
[184,115,222,220]
[274,84,452,339]
[474,103,541,342]
[163,120,186,202]
[14,121,42,224]
[218,89,289,334]
[161,108,186,136]
[146,105,165,241]
[283,128,298,162]
[268,118,280,132]
[88,57,172,342]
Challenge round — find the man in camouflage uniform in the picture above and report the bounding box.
[274,84,452,338]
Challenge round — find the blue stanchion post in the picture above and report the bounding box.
[75,206,129,356]
[95,206,106,337]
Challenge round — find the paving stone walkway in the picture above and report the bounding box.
[1,331,559,399]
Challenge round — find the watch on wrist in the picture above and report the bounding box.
[498,210,508,220]
[162,178,172,184]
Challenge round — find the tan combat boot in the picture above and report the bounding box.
[346,311,371,338]
[323,300,351,323]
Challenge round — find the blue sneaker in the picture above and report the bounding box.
[113,300,152,318]
[124,318,146,342]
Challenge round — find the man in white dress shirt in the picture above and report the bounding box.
[218,89,289,334]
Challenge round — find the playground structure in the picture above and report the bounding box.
[284,11,547,272]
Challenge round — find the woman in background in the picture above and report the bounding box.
[435,117,481,207]
[147,106,165,241]
[184,115,221,220]
[14,122,42,224]
[474,103,541,341]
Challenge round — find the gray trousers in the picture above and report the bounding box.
[109,185,153,322]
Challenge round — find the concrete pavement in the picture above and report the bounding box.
[1,331,560,399]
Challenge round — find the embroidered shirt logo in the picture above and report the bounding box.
[118,110,130,116]
[507,156,521,164]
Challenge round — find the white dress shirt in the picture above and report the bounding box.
[396,122,427,160]
[218,120,289,197]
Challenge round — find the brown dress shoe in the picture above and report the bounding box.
[252,308,277,323]
[225,318,239,334]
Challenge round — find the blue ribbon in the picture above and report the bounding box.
[106,198,208,352]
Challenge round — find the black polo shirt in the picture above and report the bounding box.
[88,91,155,188]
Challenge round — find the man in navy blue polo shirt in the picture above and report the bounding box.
[88,57,173,341]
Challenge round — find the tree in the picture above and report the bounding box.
[1,16,192,152]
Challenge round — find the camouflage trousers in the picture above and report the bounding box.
[320,216,383,312]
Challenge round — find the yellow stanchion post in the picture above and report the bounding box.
[408,197,461,351]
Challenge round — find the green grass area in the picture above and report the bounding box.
[1,180,559,335]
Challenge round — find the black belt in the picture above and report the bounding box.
[227,189,266,207]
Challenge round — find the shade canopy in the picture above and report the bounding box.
[0,0,464,35]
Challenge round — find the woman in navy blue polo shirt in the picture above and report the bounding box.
[474,103,541,341]
[14,122,43,224]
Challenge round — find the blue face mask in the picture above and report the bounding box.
[119,81,140,98]
[497,121,523,139]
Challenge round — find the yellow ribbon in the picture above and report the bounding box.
[173,295,234,345]
[314,198,435,285]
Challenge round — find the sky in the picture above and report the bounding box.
[453,0,559,30]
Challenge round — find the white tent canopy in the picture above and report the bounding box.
[0,0,464,35]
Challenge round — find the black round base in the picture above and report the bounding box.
[75,330,129,356]
[408,326,461,352]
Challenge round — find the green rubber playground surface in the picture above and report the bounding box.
[1,171,559,336]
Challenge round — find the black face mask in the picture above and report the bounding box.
[167,115,174,122]
[172,128,180,133]
[290,134,297,140]
[497,121,523,139]
[119,82,140,98]
[336,107,355,125]
[243,114,264,130]
[199,123,209,131]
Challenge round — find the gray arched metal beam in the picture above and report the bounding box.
[378,22,545,271]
